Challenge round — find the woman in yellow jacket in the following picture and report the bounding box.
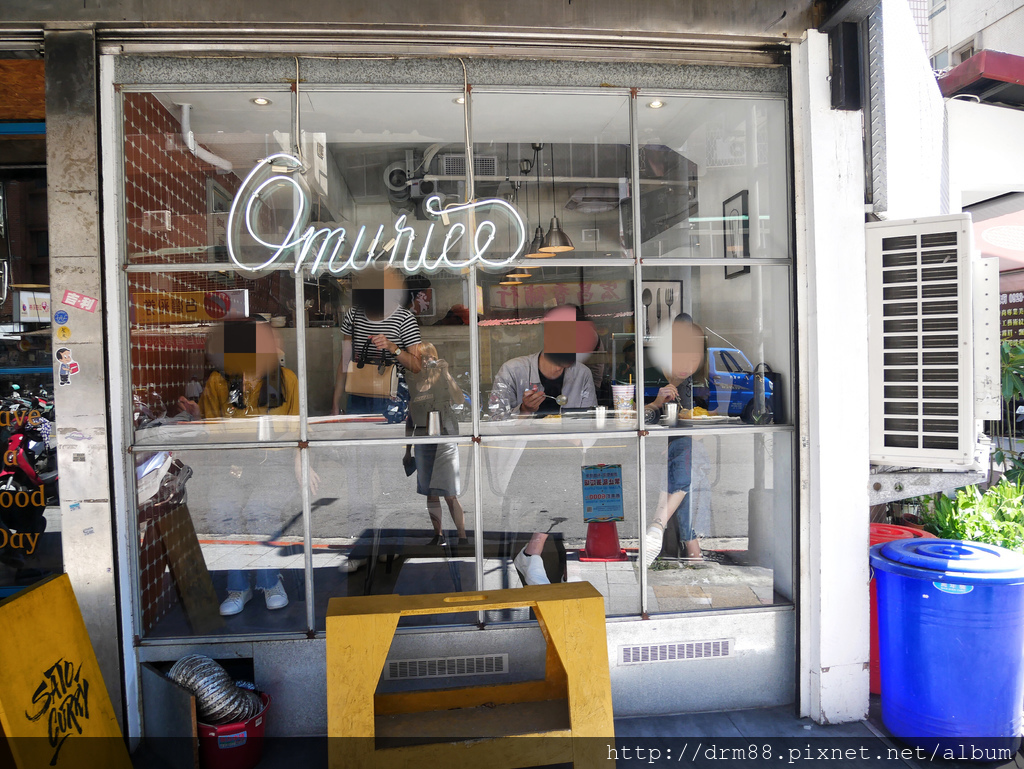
[179,319,301,617]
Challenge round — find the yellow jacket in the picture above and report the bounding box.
[198,368,299,418]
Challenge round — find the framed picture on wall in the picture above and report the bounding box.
[723,189,750,279]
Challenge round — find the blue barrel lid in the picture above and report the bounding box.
[870,539,1024,585]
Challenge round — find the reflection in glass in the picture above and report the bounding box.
[640,264,792,426]
[642,432,793,613]
[480,436,641,617]
[129,273,300,446]
[308,444,477,629]
[471,91,632,261]
[635,96,789,260]
[137,447,307,638]
[304,267,471,441]
[479,266,633,433]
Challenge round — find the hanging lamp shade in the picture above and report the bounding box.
[541,216,574,253]
[540,143,573,253]
[525,226,549,258]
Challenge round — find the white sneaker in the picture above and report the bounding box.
[338,556,367,573]
[643,525,665,569]
[513,547,550,586]
[262,577,289,610]
[219,588,252,616]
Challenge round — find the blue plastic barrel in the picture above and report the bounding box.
[870,539,1024,756]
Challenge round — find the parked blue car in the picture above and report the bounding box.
[694,347,774,423]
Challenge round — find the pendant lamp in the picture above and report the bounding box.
[540,144,574,253]
[525,144,551,258]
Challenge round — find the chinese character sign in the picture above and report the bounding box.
[130,290,250,325]
[582,464,625,522]
[1000,273,1024,343]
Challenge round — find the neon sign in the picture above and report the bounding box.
[226,153,527,276]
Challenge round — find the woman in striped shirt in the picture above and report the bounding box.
[332,267,423,415]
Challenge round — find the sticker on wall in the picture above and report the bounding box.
[61,289,98,313]
[55,347,79,387]
[56,325,71,342]
[53,309,69,325]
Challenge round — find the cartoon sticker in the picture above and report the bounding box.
[53,309,69,325]
[55,347,80,387]
[61,290,98,313]
[56,325,72,342]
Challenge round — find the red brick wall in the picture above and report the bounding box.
[123,93,287,412]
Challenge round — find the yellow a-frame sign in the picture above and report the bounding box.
[0,574,132,769]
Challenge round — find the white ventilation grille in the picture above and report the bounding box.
[867,215,975,467]
[619,639,732,665]
[384,654,508,680]
[441,154,498,177]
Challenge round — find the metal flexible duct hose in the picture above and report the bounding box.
[167,654,263,725]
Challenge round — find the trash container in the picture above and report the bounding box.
[868,523,935,695]
[198,692,270,769]
[870,539,1024,755]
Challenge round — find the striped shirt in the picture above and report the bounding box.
[341,306,422,363]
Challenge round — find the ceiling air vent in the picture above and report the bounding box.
[867,215,977,467]
[383,654,508,681]
[619,639,732,665]
[441,154,498,178]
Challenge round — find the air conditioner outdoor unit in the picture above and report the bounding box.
[866,214,1000,469]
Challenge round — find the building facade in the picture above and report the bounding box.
[0,0,982,748]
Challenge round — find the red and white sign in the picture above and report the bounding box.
[61,290,99,313]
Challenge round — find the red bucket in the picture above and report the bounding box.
[869,524,935,695]
[198,693,270,769]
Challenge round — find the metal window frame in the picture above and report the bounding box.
[103,69,797,646]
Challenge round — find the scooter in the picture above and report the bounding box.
[0,426,57,571]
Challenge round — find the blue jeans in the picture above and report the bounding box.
[667,436,696,542]
[227,569,279,591]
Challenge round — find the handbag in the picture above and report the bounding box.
[345,339,398,399]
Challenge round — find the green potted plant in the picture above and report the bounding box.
[923,479,1024,554]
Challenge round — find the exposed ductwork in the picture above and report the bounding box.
[177,102,233,174]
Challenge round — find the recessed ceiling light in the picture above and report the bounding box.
[453,96,466,105]
[647,100,665,109]
[251,97,272,106]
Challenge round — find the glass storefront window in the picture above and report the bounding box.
[635,96,790,261]
[135,446,308,637]
[309,442,478,629]
[128,271,301,446]
[479,265,634,434]
[470,91,633,262]
[118,79,794,639]
[480,435,642,618]
[642,431,793,611]
[638,264,793,427]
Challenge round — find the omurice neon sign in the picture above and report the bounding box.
[226,153,526,276]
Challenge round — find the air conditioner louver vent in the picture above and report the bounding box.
[619,639,732,665]
[384,654,508,680]
[441,154,498,177]
[868,215,975,467]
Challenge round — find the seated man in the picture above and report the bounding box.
[489,305,598,419]
[488,305,599,585]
